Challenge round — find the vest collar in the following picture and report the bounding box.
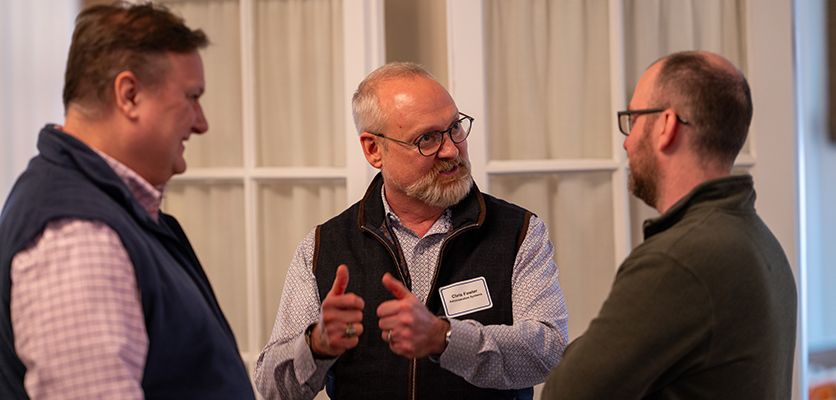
[35,124,169,233]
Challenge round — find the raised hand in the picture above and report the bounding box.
[310,264,365,357]
[376,272,450,359]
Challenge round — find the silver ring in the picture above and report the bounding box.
[345,323,357,338]
[386,330,392,343]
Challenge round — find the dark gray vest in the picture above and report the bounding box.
[314,174,534,400]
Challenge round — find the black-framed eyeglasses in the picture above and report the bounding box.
[370,112,474,157]
[617,108,689,136]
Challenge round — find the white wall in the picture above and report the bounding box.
[0,0,78,202]
[797,0,836,354]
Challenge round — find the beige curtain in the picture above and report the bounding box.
[258,181,346,343]
[489,172,615,340]
[160,0,346,366]
[623,0,747,99]
[484,0,613,342]
[168,0,244,168]
[256,0,345,167]
[485,0,612,161]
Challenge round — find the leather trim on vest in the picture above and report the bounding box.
[313,225,322,275]
[516,211,534,254]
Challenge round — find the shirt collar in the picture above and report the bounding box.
[380,184,452,236]
[93,148,166,222]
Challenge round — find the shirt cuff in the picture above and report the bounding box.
[293,331,338,385]
[438,318,490,368]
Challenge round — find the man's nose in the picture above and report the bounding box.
[435,132,460,159]
[193,102,209,134]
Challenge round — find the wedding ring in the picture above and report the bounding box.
[386,330,392,343]
[345,323,357,338]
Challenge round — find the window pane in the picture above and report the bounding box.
[259,180,346,344]
[254,0,346,167]
[484,0,612,161]
[489,171,615,340]
[163,0,244,168]
[162,181,248,349]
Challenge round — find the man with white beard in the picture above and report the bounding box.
[255,62,569,400]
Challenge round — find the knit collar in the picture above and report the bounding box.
[643,174,756,240]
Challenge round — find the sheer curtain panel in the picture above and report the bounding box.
[159,1,348,381]
[256,0,345,167]
[483,0,614,342]
[0,1,77,203]
[484,0,612,161]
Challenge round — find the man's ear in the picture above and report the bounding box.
[656,109,681,151]
[113,71,141,120]
[360,132,384,169]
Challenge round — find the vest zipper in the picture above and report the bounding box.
[362,221,480,400]
[412,358,418,400]
[361,227,410,285]
[427,223,480,304]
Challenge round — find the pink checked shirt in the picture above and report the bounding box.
[10,149,160,399]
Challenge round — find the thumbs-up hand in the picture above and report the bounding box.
[310,265,365,357]
[376,273,450,359]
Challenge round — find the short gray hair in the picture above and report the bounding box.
[351,62,437,135]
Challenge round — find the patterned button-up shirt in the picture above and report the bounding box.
[254,186,569,399]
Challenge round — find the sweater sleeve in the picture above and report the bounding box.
[541,252,714,399]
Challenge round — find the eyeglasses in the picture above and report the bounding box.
[617,108,689,136]
[370,112,474,157]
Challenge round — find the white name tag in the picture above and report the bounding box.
[438,276,493,318]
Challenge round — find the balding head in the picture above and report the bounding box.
[650,51,752,167]
[351,62,439,136]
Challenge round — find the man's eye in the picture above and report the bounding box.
[416,133,435,144]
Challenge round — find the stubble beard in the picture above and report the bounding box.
[386,155,474,209]
[627,126,660,209]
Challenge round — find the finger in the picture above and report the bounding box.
[376,299,400,319]
[381,272,411,300]
[324,293,365,311]
[330,264,350,296]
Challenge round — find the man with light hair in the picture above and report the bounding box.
[255,62,569,399]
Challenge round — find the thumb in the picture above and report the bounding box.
[381,272,411,300]
[330,264,349,296]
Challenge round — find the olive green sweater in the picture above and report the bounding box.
[542,175,797,400]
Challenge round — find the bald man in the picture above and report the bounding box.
[541,51,797,399]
